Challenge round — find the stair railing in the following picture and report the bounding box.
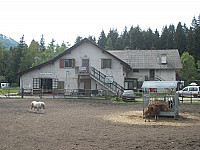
[90,67,124,92]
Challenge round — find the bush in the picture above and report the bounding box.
[11,83,18,87]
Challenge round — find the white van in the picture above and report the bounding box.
[0,83,10,88]
[177,85,200,97]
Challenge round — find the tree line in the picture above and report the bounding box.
[0,35,70,85]
[0,15,200,86]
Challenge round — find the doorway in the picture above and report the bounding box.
[150,69,155,80]
[80,79,91,90]
[81,59,89,73]
[41,78,52,90]
[82,59,89,67]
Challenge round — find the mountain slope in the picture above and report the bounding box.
[0,34,18,49]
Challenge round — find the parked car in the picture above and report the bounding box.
[176,85,200,97]
[121,90,136,101]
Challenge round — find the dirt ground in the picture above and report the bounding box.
[0,98,200,150]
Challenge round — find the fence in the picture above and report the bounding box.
[178,93,200,103]
[16,88,117,99]
[0,88,18,98]
[2,88,200,103]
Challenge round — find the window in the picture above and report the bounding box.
[33,78,58,89]
[189,87,198,91]
[161,54,167,64]
[65,59,72,67]
[52,78,58,89]
[133,69,139,72]
[183,88,188,91]
[33,78,40,89]
[101,59,111,69]
[124,79,138,91]
[58,81,64,89]
[125,81,133,89]
[60,59,75,68]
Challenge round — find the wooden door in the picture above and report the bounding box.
[84,79,91,90]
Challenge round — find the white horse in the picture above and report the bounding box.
[30,101,45,113]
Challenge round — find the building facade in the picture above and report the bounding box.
[17,38,182,94]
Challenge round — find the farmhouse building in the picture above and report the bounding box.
[17,38,182,95]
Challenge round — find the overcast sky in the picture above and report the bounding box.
[1,0,200,46]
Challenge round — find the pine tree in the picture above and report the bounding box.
[105,37,113,50]
[19,41,35,71]
[193,15,200,62]
[186,27,195,55]
[5,47,18,83]
[107,28,119,49]
[129,26,142,49]
[174,22,187,55]
[121,26,130,49]
[14,35,28,73]
[152,29,160,49]
[40,34,46,52]
[75,36,82,44]
[88,35,96,43]
[167,24,175,49]
[28,40,40,67]
[0,43,4,75]
[115,36,124,50]
[142,28,154,49]
[97,30,107,49]
[160,26,168,49]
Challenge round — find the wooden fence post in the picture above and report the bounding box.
[190,93,192,103]
[21,88,24,98]
[182,93,183,104]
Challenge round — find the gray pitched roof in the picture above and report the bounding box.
[108,49,182,69]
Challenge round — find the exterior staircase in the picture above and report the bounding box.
[90,67,124,94]
[155,75,165,81]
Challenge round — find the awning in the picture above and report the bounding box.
[141,81,178,89]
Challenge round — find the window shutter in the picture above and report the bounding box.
[109,59,112,68]
[72,59,75,68]
[101,59,103,69]
[60,59,65,68]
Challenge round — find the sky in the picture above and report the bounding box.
[1,0,200,46]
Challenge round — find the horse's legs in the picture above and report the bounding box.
[30,104,33,112]
[37,108,39,113]
[155,115,158,121]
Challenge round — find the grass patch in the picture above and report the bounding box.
[0,87,19,94]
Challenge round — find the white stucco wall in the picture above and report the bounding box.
[127,69,176,81]
[156,69,176,81]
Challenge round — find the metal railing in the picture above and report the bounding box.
[90,67,124,93]
[145,75,165,81]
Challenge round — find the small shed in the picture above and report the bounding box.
[142,81,179,118]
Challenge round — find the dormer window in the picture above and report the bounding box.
[161,54,167,64]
